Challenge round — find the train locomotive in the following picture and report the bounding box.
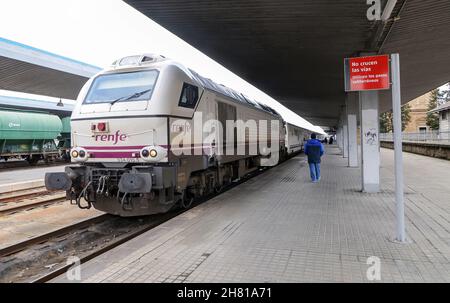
[45,54,311,216]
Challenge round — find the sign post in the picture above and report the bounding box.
[344,53,406,242]
[390,53,406,242]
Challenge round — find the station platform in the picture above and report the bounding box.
[53,146,450,283]
[0,164,65,185]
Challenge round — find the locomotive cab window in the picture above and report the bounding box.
[178,83,199,109]
[83,70,159,104]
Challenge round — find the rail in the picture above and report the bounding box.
[0,191,66,215]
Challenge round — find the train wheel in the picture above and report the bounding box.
[181,192,194,209]
[26,155,39,166]
[214,184,223,193]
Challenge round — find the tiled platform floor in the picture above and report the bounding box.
[53,146,450,283]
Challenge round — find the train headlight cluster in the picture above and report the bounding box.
[70,147,89,162]
[140,146,166,162]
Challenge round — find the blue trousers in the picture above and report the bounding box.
[309,163,321,181]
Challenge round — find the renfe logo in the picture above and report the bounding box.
[95,130,127,145]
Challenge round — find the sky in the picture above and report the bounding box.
[0,0,325,134]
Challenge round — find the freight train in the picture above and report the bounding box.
[57,117,72,161]
[0,109,71,164]
[45,54,314,216]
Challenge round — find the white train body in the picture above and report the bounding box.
[285,123,311,154]
[70,56,282,164]
[46,54,299,216]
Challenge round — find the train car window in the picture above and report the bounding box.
[178,83,199,109]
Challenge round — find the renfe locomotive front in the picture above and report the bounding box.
[45,54,311,216]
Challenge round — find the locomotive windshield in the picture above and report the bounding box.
[84,70,158,104]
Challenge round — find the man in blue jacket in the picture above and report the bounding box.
[304,133,324,183]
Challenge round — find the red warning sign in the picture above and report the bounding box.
[344,55,390,91]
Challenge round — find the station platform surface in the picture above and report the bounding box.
[53,146,450,283]
[0,164,65,185]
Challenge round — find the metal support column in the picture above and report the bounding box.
[359,90,380,193]
[336,127,342,151]
[342,107,349,158]
[347,93,359,167]
[391,53,406,242]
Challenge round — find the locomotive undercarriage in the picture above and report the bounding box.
[45,156,261,217]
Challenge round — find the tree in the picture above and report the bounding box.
[426,89,440,130]
[379,111,392,133]
[438,83,449,104]
[379,104,411,132]
[401,103,411,131]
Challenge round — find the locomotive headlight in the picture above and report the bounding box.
[141,149,149,157]
[140,146,166,162]
[149,149,158,158]
[70,147,89,162]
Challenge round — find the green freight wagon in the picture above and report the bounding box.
[57,116,71,161]
[0,109,63,165]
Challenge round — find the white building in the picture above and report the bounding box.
[429,102,450,139]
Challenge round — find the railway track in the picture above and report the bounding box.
[0,187,66,215]
[0,185,49,201]
[0,208,182,283]
[0,165,273,283]
[31,211,179,283]
[0,214,110,258]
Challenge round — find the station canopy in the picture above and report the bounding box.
[0,37,100,100]
[0,94,74,116]
[125,0,450,127]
